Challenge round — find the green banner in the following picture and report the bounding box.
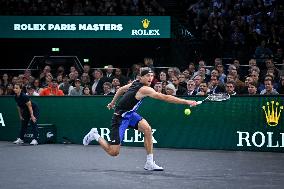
[0,16,170,38]
[0,96,283,152]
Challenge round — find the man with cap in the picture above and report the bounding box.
[40,79,64,96]
[69,79,83,96]
[83,67,198,171]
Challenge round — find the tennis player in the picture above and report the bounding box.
[13,84,40,145]
[83,67,198,171]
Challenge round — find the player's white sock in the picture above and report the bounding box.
[147,154,153,163]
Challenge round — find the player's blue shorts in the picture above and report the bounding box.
[110,111,143,145]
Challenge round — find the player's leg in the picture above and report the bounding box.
[129,114,163,171]
[137,119,153,155]
[14,118,29,144]
[83,127,121,156]
[98,138,120,156]
[83,114,126,156]
[29,119,39,145]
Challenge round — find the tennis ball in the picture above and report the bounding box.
[184,108,191,116]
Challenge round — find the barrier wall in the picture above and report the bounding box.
[0,96,283,152]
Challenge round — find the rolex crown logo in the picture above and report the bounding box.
[142,19,150,29]
[262,101,283,126]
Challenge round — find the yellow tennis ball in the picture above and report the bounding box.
[184,108,191,115]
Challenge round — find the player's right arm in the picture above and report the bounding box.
[107,82,133,110]
[139,86,198,106]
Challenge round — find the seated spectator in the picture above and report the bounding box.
[193,75,203,92]
[182,70,191,81]
[114,68,129,86]
[5,83,14,95]
[260,78,279,95]
[186,80,197,96]
[81,73,91,87]
[69,79,83,96]
[158,70,169,83]
[59,75,72,95]
[247,82,258,95]
[153,82,163,93]
[215,63,226,84]
[2,73,9,88]
[178,73,187,88]
[40,79,64,96]
[39,65,51,83]
[171,75,187,96]
[41,72,53,88]
[225,81,237,95]
[91,69,104,95]
[26,85,39,96]
[111,78,121,93]
[259,74,279,90]
[209,75,225,94]
[83,86,92,96]
[33,79,42,94]
[186,62,196,78]
[196,82,210,95]
[128,64,141,81]
[83,64,91,75]
[104,65,115,79]
[192,66,210,82]
[56,74,63,85]
[241,76,254,94]
[102,82,114,96]
[248,59,257,68]
[165,83,176,96]
[167,67,179,78]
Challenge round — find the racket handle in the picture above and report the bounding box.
[196,101,203,105]
[190,101,202,107]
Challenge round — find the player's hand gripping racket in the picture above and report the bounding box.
[191,93,230,107]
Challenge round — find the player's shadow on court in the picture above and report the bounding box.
[84,168,190,179]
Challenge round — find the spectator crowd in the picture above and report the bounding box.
[0,57,283,97]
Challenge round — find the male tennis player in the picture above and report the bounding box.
[83,67,198,171]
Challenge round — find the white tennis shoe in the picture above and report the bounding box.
[144,161,164,171]
[13,138,24,144]
[83,128,98,146]
[30,139,38,145]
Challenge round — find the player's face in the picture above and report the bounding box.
[141,73,154,86]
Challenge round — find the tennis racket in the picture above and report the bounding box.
[191,93,230,106]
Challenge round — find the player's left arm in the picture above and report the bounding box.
[139,86,197,106]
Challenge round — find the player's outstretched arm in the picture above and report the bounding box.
[107,82,133,109]
[139,86,198,106]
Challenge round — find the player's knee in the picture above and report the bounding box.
[143,125,152,135]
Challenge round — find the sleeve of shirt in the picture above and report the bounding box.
[58,90,65,96]
[22,94,30,104]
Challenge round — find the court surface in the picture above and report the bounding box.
[0,141,283,189]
